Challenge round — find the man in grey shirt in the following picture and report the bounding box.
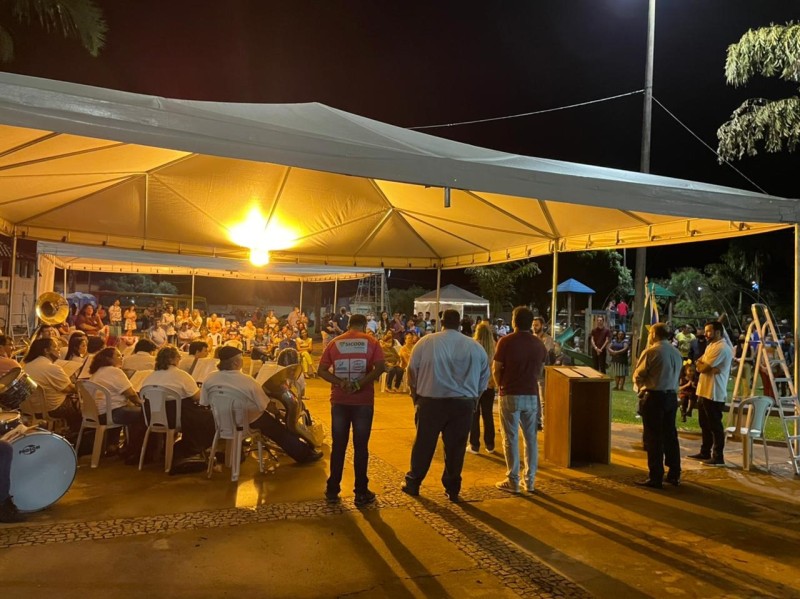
[633,323,683,489]
[402,309,490,502]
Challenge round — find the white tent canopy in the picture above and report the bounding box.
[414,285,490,320]
[0,73,796,271]
[36,242,382,283]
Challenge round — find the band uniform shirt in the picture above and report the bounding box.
[494,331,548,396]
[23,356,71,411]
[633,340,682,393]
[319,330,384,406]
[696,338,733,402]
[407,329,489,399]
[141,366,198,400]
[89,365,134,414]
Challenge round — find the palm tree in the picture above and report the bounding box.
[0,0,107,63]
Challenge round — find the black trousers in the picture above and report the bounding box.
[251,411,316,463]
[405,396,475,495]
[592,349,608,373]
[698,397,725,459]
[469,388,496,450]
[640,390,681,482]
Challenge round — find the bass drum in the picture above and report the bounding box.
[9,430,77,512]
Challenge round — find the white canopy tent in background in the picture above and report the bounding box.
[414,285,490,321]
[36,242,383,315]
[0,73,798,377]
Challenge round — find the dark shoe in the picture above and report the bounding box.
[680,413,687,423]
[324,490,340,504]
[401,483,419,497]
[305,450,324,463]
[354,490,376,507]
[0,497,24,523]
[687,452,710,461]
[665,476,681,486]
[703,457,725,466]
[634,479,663,489]
[444,490,461,503]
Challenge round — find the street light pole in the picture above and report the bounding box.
[632,0,656,356]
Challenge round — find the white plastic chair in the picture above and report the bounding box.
[204,385,272,482]
[139,385,183,472]
[725,395,773,471]
[75,380,125,468]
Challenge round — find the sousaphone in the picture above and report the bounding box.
[35,292,69,326]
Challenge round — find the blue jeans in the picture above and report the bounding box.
[327,403,374,495]
[499,394,539,488]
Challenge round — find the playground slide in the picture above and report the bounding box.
[562,346,594,366]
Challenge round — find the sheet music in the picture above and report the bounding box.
[129,370,154,392]
[55,360,82,378]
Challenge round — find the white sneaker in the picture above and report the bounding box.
[466,446,479,454]
[485,447,496,455]
[495,479,520,494]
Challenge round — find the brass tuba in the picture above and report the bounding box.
[35,292,69,326]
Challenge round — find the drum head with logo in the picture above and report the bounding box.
[9,430,77,512]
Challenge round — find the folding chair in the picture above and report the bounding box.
[139,385,183,472]
[75,380,126,468]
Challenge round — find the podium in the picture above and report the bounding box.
[544,366,611,467]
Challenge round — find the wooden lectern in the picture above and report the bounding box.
[544,366,611,467]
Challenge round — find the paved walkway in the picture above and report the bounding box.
[1,378,799,598]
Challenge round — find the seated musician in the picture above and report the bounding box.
[75,304,106,337]
[122,339,157,372]
[88,348,146,464]
[141,346,215,457]
[0,335,20,377]
[76,336,107,380]
[64,332,88,363]
[200,346,322,464]
[178,341,209,374]
[21,338,81,432]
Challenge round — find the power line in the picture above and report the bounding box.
[408,90,644,130]
[652,96,769,195]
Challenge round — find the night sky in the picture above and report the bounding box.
[3,0,799,307]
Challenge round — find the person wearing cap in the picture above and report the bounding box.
[318,314,385,507]
[200,346,323,464]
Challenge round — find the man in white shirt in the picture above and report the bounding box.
[122,339,157,372]
[22,338,81,432]
[200,346,322,464]
[178,341,209,374]
[689,321,734,466]
[402,309,490,502]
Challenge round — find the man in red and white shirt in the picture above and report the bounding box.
[318,314,385,507]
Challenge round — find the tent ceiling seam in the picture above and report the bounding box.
[354,209,394,256]
[290,210,386,242]
[619,210,652,226]
[466,191,554,238]
[0,131,60,160]
[390,213,443,260]
[0,141,128,173]
[402,212,489,253]
[152,176,232,234]
[538,200,561,237]
[368,180,397,211]
[398,208,548,238]
[0,175,131,207]
[266,165,292,224]
[146,153,198,174]
[17,175,140,225]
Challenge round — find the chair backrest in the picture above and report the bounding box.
[76,380,114,424]
[204,384,251,440]
[19,385,47,420]
[741,396,773,436]
[140,385,183,431]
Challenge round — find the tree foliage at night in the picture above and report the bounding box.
[465,260,541,317]
[99,275,178,295]
[717,22,800,161]
[0,0,107,63]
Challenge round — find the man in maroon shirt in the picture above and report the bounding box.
[318,314,385,507]
[590,315,611,374]
[492,306,548,493]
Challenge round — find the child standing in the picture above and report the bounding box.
[678,362,698,423]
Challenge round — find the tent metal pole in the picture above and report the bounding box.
[333,278,338,314]
[381,271,385,313]
[7,233,17,334]
[550,242,559,337]
[435,267,441,331]
[190,271,195,312]
[63,268,68,297]
[794,224,799,406]
[299,279,304,314]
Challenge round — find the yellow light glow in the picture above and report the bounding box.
[229,207,297,267]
